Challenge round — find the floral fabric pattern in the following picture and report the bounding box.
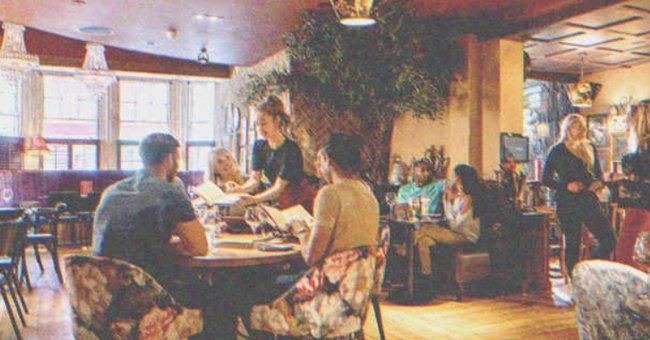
[573,260,650,340]
[63,255,202,340]
[250,224,390,339]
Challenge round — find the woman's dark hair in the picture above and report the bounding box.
[257,95,291,135]
[321,133,363,176]
[454,164,484,218]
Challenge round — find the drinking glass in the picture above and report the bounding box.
[408,196,421,220]
[2,188,14,206]
[384,192,397,217]
[633,231,650,273]
[245,207,268,241]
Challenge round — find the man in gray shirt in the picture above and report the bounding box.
[92,133,208,301]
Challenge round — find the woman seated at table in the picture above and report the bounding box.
[206,147,246,190]
[228,95,315,212]
[289,133,379,266]
[415,164,482,288]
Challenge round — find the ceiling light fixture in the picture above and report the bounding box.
[78,25,114,36]
[76,43,116,99]
[192,13,224,23]
[0,22,40,84]
[329,0,376,27]
[165,27,179,41]
[197,48,210,64]
[566,52,601,108]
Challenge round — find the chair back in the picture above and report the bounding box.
[0,215,28,261]
[47,191,81,212]
[251,245,378,338]
[63,255,203,340]
[373,223,390,295]
[573,260,650,340]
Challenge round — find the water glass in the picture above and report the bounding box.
[245,207,268,241]
[384,192,397,217]
[633,231,650,267]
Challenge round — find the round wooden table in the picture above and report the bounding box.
[177,233,302,268]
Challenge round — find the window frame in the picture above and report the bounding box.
[43,138,100,170]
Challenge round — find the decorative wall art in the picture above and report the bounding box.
[587,114,609,147]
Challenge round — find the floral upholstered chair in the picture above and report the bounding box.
[573,260,650,340]
[250,225,390,339]
[63,255,203,340]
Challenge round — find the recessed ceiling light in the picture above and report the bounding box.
[192,13,224,23]
[78,25,114,36]
[146,41,155,46]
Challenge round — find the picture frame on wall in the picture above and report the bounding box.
[612,134,629,162]
[587,114,609,147]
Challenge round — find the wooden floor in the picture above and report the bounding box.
[1,248,579,340]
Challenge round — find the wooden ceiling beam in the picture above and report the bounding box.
[21,27,231,79]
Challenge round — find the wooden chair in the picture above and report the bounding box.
[0,215,30,340]
[63,255,203,339]
[24,205,65,286]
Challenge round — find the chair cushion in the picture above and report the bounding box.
[64,255,203,340]
[573,260,650,339]
[250,247,376,338]
[454,251,490,284]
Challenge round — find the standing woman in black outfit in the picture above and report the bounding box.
[228,95,315,212]
[543,113,616,277]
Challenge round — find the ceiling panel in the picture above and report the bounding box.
[525,0,650,75]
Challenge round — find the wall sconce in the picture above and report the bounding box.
[25,136,50,170]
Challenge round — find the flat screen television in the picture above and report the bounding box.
[500,133,529,163]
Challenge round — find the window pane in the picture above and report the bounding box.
[119,80,170,141]
[120,144,141,170]
[43,144,69,170]
[72,144,97,170]
[43,75,98,139]
[188,82,215,140]
[187,145,212,171]
[0,79,19,136]
[120,122,169,141]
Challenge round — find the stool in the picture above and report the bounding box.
[453,248,490,301]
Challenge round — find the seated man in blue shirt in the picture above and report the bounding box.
[393,158,447,295]
[395,158,446,217]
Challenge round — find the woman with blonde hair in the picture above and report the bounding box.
[542,113,616,277]
[206,147,245,189]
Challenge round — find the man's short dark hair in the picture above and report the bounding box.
[139,133,180,166]
[321,133,363,175]
[412,158,434,173]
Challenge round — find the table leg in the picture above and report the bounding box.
[406,225,415,301]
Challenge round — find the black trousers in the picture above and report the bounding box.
[557,190,616,277]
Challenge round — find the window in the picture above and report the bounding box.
[42,75,99,170]
[188,82,215,140]
[43,75,98,139]
[186,82,216,171]
[118,142,140,170]
[119,80,170,140]
[43,141,98,170]
[186,143,212,172]
[0,78,20,136]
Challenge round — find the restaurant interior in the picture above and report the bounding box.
[1,0,650,339]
